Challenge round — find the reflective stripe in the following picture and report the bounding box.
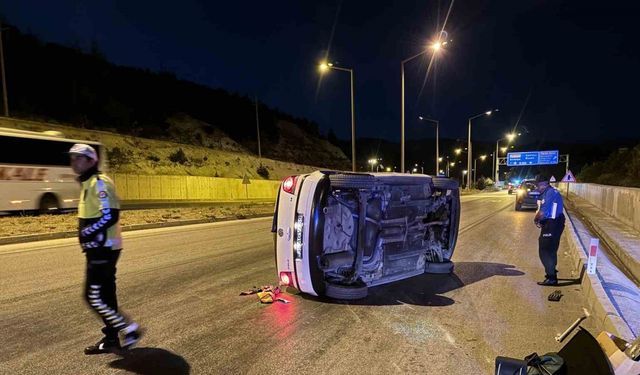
[551,202,557,219]
[96,178,110,211]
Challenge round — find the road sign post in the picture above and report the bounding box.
[242,174,251,199]
[560,170,576,197]
[587,238,599,275]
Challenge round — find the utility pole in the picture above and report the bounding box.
[0,21,9,117]
[255,95,261,160]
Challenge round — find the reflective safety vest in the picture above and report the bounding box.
[78,173,123,250]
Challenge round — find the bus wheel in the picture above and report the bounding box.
[39,194,60,215]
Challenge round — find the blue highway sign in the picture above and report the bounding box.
[507,150,559,166]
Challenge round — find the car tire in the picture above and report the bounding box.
[329,173,375,190]
[324,281,368,300]
[425,260,454,274]
[432,177,459,191]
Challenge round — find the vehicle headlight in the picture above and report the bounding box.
[293,214,304,259]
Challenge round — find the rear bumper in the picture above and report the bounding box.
[274,172,326,296]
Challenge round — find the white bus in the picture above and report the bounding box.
[0,127,106,213]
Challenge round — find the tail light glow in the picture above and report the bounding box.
[282,176,297,194]
[279,271,292,286]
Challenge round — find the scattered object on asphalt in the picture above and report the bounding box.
[548,290,563,302]
[240,285,289,304]
[239,286,263,295]
[555,308,590,343]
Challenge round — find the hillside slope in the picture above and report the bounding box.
[0,116,336,180]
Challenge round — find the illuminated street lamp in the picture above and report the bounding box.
[467,109,498,190]
[319,61,356,172]
[454,148,462,155]
[368,158,378,172]
[493,132,520,184]
[462,169,468,188]
[445,160,455,177]
[473,154,487,185]
[418,116,439,175]
[401,37,447,173]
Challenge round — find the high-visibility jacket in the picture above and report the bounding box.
[78,173,123,250]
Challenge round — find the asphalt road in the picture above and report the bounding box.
[0,191,595,374]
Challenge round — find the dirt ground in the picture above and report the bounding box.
[0,203,275,238]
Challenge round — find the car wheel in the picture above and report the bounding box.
[39,194,60,215]
[324,281,368,300]
[432,177,459,190]
[329,173,375,189]
[425,260,454,274]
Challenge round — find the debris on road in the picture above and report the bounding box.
[548,290,563,302]
[240,285,290,304]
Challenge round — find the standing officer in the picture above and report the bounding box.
[68,143,142,355]
[533,173,565,286]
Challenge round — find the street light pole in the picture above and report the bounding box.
[467,109,498,190]
[419,116,439,175]
[255,95,261,160]
[0,21,9,117]
[494,133,517,183]
[319,62,356,172]
[349,68,355,172]
[473,155,486,184]
[401,41,444,173]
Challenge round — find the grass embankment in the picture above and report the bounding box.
[0,204,274,238]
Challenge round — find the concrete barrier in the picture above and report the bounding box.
[559,183,640,233]
[112,173,280,201]
[563,210,634,339]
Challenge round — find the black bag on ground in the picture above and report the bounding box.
[525,352,564,374]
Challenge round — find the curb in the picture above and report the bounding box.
[566,198,640,285]
[563,208,634,339]
[0,213,273,246]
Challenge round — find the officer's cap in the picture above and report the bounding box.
[535,173,551,184]
[68,143,98,161]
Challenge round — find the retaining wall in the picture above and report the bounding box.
[112,174,280,201]
[559,183,640,233]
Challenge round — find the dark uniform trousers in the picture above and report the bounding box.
[84,248,124,339]
[538,214,565,280]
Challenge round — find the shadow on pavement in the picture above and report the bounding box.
[109,347,190,375]
[303,261,525,307]
[555,263,585,287]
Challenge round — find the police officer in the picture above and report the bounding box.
[533,173,565,286]
[68,144,142,355]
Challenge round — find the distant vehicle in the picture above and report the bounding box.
[272,171,461,300]
[506,179,523,194]
[515,179,540,211]
[0,127,106,213]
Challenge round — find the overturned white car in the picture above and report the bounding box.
[272,171,460,300]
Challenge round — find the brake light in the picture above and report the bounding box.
[282,176,297,194]
[279,271,293,286]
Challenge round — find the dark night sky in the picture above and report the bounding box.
[3,0,640,144]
